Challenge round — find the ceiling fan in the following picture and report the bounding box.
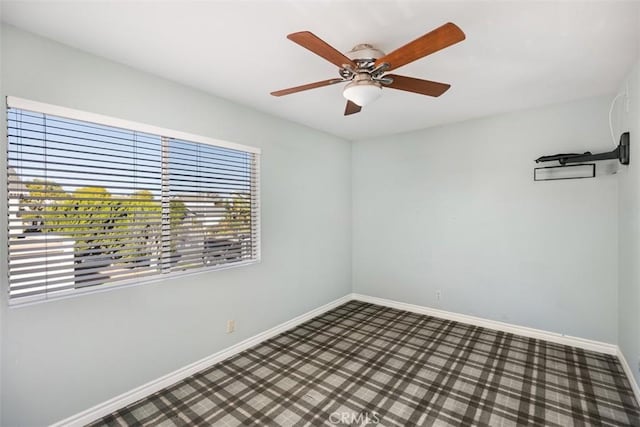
[271,23,466,116]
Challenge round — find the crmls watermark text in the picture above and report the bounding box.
[328,410,381,425]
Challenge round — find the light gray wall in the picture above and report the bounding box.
[0,25,352,426]
[352,96,619,344]
[617,59,640,387]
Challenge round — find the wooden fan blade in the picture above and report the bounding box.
[344,100,362,116]
[384,74,451,97]
[374,23,465,71]
[287,31,356,69]
[271,78,343,97]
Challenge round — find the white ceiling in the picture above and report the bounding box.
[1,1,639,140]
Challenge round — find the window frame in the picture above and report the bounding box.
[6,96,261,306]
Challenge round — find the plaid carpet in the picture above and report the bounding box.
[91,300,640,426]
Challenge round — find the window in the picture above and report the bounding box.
[6,97,260,304]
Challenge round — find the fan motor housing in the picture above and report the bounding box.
[345,44,385,63]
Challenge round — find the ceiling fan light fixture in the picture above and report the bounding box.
[273,23,466,115]
[343,80,382,107]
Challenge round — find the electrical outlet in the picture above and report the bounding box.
[226,320,235,334]
[435,290,441,301]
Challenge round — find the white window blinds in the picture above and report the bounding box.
[7,97,260,304]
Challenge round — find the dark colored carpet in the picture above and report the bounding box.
[91,300,640,426]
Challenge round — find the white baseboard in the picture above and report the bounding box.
[617,348,640,405]
[52,294,353,427]
[351,293,618,355]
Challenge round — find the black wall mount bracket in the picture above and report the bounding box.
[535,132,630,166]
